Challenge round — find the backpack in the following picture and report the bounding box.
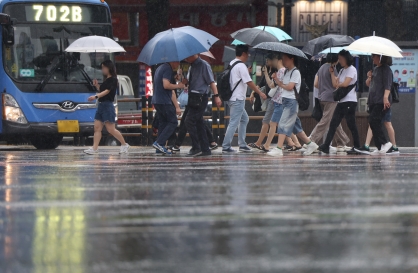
[217,61,243,101]
[390,72,399,103]
[285,68,310,111]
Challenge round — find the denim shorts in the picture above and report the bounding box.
[95,101,116,123]
[262,99,275,124]
[382,108,392,123]
[270,102,283,123]
[277,98,303,137]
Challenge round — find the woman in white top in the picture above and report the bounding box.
[318,50,361,154]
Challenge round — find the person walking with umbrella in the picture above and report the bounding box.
[171,52,219,152]
[355,54,393,155]
[222,44,267,153]
[84,60,130,155]
[266,53,318,156]
[152,61,185,154]
[309,53,350,151]
[183,54,222,156]
[318,50,361,154]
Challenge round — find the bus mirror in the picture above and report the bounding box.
[3,25,14,46]
[0,13,11,25]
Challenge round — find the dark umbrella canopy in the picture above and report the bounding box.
[253,42,308,60]
[230,28,280,46]
[302,34,355,57]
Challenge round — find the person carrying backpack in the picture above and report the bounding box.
[220,44,267,153]
[267,53,318,157]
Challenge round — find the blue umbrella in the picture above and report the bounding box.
[137,26,218,66]
[232,26,292,45]
[319,46,370,56]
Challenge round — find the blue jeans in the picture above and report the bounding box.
[278,98,303,137]
[222,100,249,149]
[154,104,178,147]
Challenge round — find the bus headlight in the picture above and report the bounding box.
[3,94,28,124]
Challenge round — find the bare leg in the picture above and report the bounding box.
[255,123,270,147]
[365,126,373,146]
[263,122,278,150]
[286,137,295,146]
[105,122,127,146]
[291,134,301,147]
[384,122,397,146]
[93,120,104,150]
[296,131,311,145]
[277,134,287,149]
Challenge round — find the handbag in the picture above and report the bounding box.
[268,86,279,98]
[333,82,357,102]
[311,98,322,122]
[391,82,400,103]
[178,89,189,108]
[252,86,266,112]
[188,92,205,109]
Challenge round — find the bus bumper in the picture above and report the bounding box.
[2,121,94,136]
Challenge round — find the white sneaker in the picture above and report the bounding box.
[380,142,392,154]
[84,147,98,155]
[370,149,381,156]
[303,142,319,155]
[267,147,283,157]
[119,143,130,154]
[329,146,337,154]
[336,146,351,152]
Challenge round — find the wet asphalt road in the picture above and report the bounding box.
[2,146,418,273]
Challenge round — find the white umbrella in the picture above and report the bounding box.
[346,36,402,58]
[65,36,125,79]
[65,35,125,53]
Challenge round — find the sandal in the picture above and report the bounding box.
[288,146,302,152]
[260,145,270,152]
[248,143,262,150]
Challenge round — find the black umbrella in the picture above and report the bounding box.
[230,28,280,46]
[253,42,308,60]
[302,34,355,57]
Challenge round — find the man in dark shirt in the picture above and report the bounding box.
[183,54,222,156]
[152,62,185,154]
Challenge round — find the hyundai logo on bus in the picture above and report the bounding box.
[60,101,77,110]
[19,69,35,77]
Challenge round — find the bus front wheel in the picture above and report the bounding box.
[30,134,63,150]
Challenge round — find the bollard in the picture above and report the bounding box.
[211,95,219,144]
[141,95,148,146]
[147,96,154,145]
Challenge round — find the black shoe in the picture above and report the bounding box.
[354,145,370,155]
[386,146,400,155]
[318,145,329,154]
[197,150,212,157]
[285,144,293,150]
[209,143,218,150]
[188,149,202,156]
[171,145,181,152]
[347,147,359,155]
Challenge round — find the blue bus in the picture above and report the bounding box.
[0,0,113,149]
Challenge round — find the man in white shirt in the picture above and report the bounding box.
[222,45,267,153]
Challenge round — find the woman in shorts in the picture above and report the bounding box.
[84,60,130,155]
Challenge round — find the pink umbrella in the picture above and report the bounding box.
[199,51,216,60]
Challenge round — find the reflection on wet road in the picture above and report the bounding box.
[2,146,418,272]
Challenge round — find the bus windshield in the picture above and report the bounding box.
[3,23,112,90]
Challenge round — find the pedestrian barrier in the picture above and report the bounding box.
[117,95,370,147]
